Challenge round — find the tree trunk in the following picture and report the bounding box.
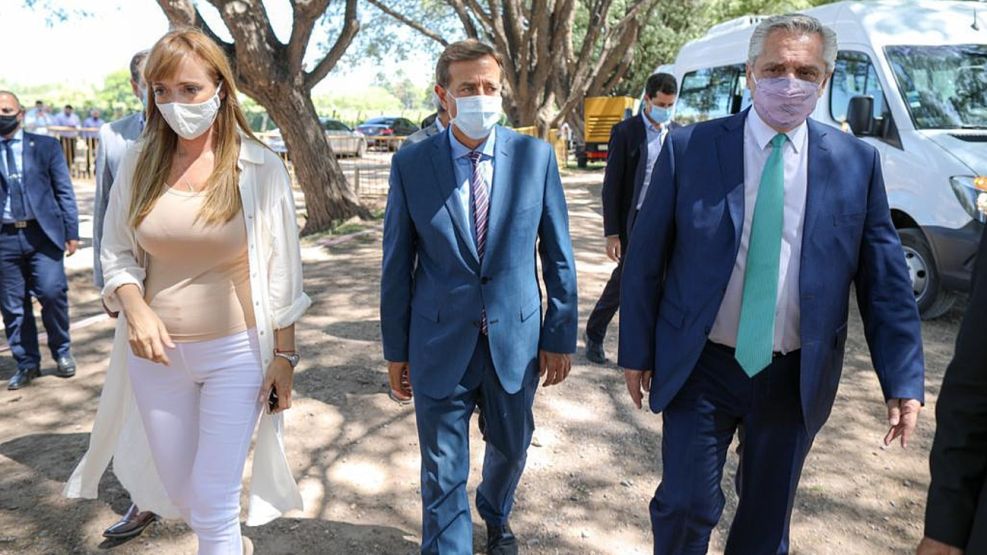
[256,85,370,235]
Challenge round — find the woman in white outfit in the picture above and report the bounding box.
[67,28,310,555]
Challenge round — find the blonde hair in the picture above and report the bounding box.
[130,28,261,228]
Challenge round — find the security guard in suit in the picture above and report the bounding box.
[0,91,79,390]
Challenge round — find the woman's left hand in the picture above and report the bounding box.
[260,357,294,414]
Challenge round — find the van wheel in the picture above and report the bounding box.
[899,228,955,319]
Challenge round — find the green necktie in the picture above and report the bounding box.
[735,133,787,377]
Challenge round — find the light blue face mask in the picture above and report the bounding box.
[649,105,672,124]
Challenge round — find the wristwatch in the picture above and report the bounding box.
[274,350,300,368]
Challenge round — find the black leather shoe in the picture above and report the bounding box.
[486,522,518,555]
[103,504,158,539]
[55,355,76,378]
[585,334,607,364]
[8,367,40,390]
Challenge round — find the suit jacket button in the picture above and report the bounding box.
[481,277,490,284]
[704,326,711,335]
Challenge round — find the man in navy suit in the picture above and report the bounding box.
[0,91,79,390]
[619,15,924,554]
[586,73,678,364]
[381,40,578,554]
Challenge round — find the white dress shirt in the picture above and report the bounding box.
[709,108,809,354]
[636,112,669,210]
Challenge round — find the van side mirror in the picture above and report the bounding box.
[847,95,875,136]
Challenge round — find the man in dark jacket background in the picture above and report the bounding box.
[585,72,678,364]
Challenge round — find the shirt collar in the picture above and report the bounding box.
[238,130,267,165]
[3,129,24,144]
[449,125,497,159]
[748,107,807,154]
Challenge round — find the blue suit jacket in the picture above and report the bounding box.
[381,126,578,399]
[618,110,925,434]
[0,132,79,249]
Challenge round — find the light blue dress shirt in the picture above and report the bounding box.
[449,126,496,245]
[2,129,36,223]
[636,111,669,210]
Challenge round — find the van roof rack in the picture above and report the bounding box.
[705,15,765,38]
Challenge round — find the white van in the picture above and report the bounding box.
[665,0,987,318]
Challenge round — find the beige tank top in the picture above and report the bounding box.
[136,188,256,343]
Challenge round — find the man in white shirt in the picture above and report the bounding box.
[619,15,924,554]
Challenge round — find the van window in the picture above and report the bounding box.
[885,44,987,130]
[675,64,747,124]
[830,51,888,123]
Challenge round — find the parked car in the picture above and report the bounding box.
[321,118,367,158]
[258,119,368,159]
[357,116,420,150]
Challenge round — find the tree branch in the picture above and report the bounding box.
[287,0,332,74]
[366,0,449,46]
[305,0,360,89]
[447,0,481,38]
[154,0,234,58]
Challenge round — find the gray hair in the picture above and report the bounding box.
[748,14,838,73]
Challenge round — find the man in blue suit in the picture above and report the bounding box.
[381,40,578,555]
[619,15,925,554]
[0,91,79,390]
[586,72,679,364]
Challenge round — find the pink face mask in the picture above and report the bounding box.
[751,76,820,130]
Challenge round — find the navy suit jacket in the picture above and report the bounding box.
[601,115,680,245]
[0,131,79,249]
[618,109,925,435]
[381,126,578,399]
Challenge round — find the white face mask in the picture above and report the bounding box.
[448,92,501,140]
[157,83,222,140]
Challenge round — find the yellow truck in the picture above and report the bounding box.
[576,96,637,168]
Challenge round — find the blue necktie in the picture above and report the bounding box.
[735,133,787,377]
[1,139,28,221]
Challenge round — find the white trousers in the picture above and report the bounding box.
[128,329,263,555]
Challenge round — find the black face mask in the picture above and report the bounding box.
[0,114,19,136]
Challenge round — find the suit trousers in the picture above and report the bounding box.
[413,336,538,554]
[586,258,622,344]
[651,342,812,555]
[0,222,70,370]
[128,329,263,555]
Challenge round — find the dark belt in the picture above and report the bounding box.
[1,220,37,231]
[707,340,796,360]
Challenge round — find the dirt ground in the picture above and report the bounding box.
[0,171,963,554]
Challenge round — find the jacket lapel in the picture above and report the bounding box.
[716,110,748,254]
[430,135,480,265]
[482,128,511,271]
[802,121,832,253]
[21,135,37,207]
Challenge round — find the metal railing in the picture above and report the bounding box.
[34,126,101,179]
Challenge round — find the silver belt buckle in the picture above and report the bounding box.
[14,221,28,229]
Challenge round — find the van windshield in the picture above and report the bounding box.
[886,44,987,130]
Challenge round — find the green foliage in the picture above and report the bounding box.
[609,0,841,97]
[93,69,141,119]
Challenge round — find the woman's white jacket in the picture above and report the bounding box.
[63,136,312,526]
